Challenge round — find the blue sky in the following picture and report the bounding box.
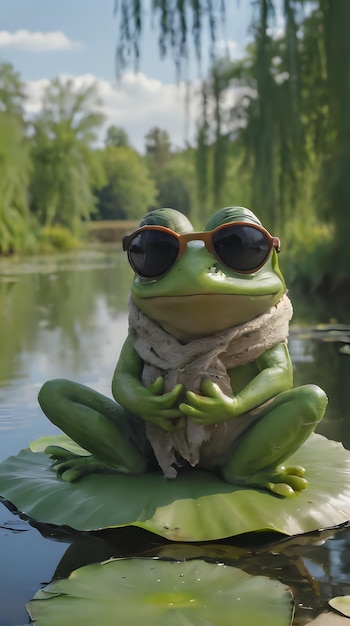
[0,1,264,151]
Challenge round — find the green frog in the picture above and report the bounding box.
[38,207,328,497]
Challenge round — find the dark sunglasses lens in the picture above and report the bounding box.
[127,230,179,278]
[212,225,270,271]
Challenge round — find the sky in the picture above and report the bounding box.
[0,1,265,152]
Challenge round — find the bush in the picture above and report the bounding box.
[39,226,81,251]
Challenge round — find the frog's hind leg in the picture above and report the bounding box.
[222,384,328,497]
[38,378,147,478]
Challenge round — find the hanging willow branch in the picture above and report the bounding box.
[114,0,226,75]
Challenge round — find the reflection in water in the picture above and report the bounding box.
[0,249,132,459]
[289,333,350,448]
[0,249,350,625]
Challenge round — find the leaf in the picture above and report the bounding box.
[329,596,350,617]
[1,433,350,541]
[27,558,294,626]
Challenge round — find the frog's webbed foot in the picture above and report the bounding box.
[45,446,130,482]
[263,465,308,497]
[227,465,308,498]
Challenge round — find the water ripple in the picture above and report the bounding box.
[0,405,30,430]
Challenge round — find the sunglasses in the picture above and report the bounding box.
[122,221,281,279]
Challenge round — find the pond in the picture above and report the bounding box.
[0,247,350,625]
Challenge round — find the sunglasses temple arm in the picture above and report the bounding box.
[273,237,281,253]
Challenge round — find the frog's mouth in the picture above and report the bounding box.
[132,292,282,342]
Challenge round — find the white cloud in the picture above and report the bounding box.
[215,39,246,60]
[25,78,50,114]
[24,72,203,152]
[0,30,82,51]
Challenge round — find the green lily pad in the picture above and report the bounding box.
[27,558,294,626]
[1,433,350,541]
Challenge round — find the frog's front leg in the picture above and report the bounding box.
[221,384,328,496]
[38,379,148,480]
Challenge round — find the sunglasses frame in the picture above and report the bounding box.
[122,221,281,279]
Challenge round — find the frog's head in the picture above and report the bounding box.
[123,207,286,342]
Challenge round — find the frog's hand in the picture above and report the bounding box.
[180,379,237,426]
[140,378,186,431]
[112,338,186,431]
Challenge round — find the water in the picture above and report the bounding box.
[0,247,349,625]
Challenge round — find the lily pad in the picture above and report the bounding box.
[307,614,349,625]
[329,596,350,617]
[1,433,350,541]
[26,558,294,626]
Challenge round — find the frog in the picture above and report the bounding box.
[38,206,328,497]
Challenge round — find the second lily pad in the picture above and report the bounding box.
[27,558,294,626]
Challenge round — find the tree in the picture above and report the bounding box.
[96,145,157,220]
[144,127,196,217]
[105,125,130,148]
[30,78,105,233]
[0,62,26,119]
[114,1,350,288]
[0,63,32,253]
[114,0,226,75]
[145,127,172,171]
[320,0,350,273]
[156,149,197,218]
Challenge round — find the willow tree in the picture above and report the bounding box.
[320,0,350,274]
[114,0,304,230]
[114,0,350,286]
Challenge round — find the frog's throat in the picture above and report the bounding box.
[131,292,284,342]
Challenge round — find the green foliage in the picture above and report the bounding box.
[144,127,197,219]
[145,126,172,170]
[0,114,33,253]
[114,0,226,75]
[96,145,157,220]
[0,62,26,119]
[155,150,197,218]
[39,226,81,252]
[30,78,105,233]
[189,1,350,289]
[195,82,210,218]
[281,217,332,288]
[0,64,33,254]
[320,1,350,269]
[105,124,130,147]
